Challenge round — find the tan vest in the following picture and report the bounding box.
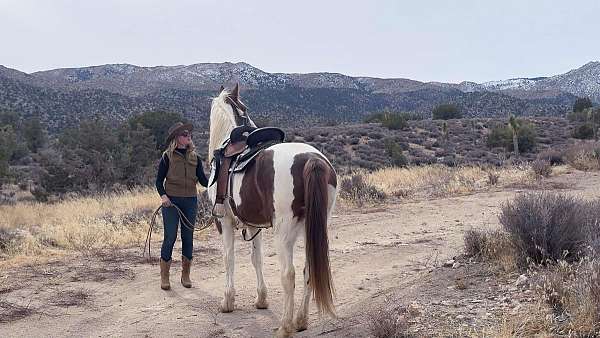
[164,149,199,197]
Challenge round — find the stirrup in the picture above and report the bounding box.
[212,202,226,218]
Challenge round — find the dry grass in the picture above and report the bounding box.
[0,300,38,323]
[535,258,600,336]
[357,164,536,201]
[463,229,521,273]
[485,259,600,337]
[50,289,91,307]
[564,141,600,171]
[0,187,158,260]
[368,301,412,338]
[531,159,552,178]
[486,303,554,337]
[465,192,600,337]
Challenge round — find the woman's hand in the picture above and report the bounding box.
[161,195,172,207]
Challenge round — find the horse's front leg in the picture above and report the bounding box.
[276,228,298,338]
[220,217,236,313]
[250,227,268,309]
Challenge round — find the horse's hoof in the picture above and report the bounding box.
[220,289,235,313]
[275,327,292,338]
[293,316,308,331]
[255,289,269,309]
[220,300,234,313]
[255,298,269,309]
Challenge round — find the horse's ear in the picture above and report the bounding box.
[219,85,225,93]
[231,83,240,98]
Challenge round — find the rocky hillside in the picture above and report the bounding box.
[450,61,600,103]
[1,61,597,132]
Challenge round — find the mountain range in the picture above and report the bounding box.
[1,61,599,131]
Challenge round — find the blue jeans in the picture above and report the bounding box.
[161,196,197,261]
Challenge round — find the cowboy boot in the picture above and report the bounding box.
[160,258,171,290]
[181,256,192,288]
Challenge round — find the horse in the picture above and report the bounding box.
[207,84,338,337]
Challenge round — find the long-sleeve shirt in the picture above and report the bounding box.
[155,148,209,196]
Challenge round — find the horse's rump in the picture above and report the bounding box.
[290,152,337,220]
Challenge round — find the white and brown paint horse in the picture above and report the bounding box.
[207,84,338,337]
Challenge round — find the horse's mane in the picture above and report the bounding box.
[208,90,236,162]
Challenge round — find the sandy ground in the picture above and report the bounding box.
[1,170,599,337]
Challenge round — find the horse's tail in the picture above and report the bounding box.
[303,157,335,317]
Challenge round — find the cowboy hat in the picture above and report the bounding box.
[165,122,194,144]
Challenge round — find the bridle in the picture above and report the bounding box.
[225,96,252,127]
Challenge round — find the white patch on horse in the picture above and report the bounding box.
[271,143,311,225]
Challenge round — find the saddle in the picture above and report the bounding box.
[212,127,285,217]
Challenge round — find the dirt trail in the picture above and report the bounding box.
[1,170,599,337]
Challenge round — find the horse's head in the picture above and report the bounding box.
[208,83,256,162]
[215,84,250,124]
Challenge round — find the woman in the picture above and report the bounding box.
[155,122,208,290]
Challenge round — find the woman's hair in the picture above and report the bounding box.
[165,137,196,159]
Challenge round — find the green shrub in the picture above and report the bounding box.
[486,121,537,153]
[0,111,19,128]
[568,110,590,122]
[518,122,538,153]
[40,117,161,196]
[365,111,422,123]
[432,104,462,120]
[486,125,513,149]
[0,126,17,183]
[382,114,408,130]
[22,117,47,153]
[365,112,408,130]
[572,124,595,139]
[573,97,593,113]
[384,140,408,167]
[128,110,189,149]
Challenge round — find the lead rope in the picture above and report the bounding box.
[241,228,262,241]
[143,204,215,261]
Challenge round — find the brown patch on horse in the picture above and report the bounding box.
[290,153,337,220]
[235,149,275,225]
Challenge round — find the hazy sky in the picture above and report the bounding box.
[1,0,599,83]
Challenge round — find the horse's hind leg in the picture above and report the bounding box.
[296,187,336,330]
[220,217,236,313]
[276,224,301,338]
[294,256,311,331]
[250,228,268,309]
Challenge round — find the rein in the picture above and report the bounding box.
[142,203,214,260]
[226,96,252,127]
